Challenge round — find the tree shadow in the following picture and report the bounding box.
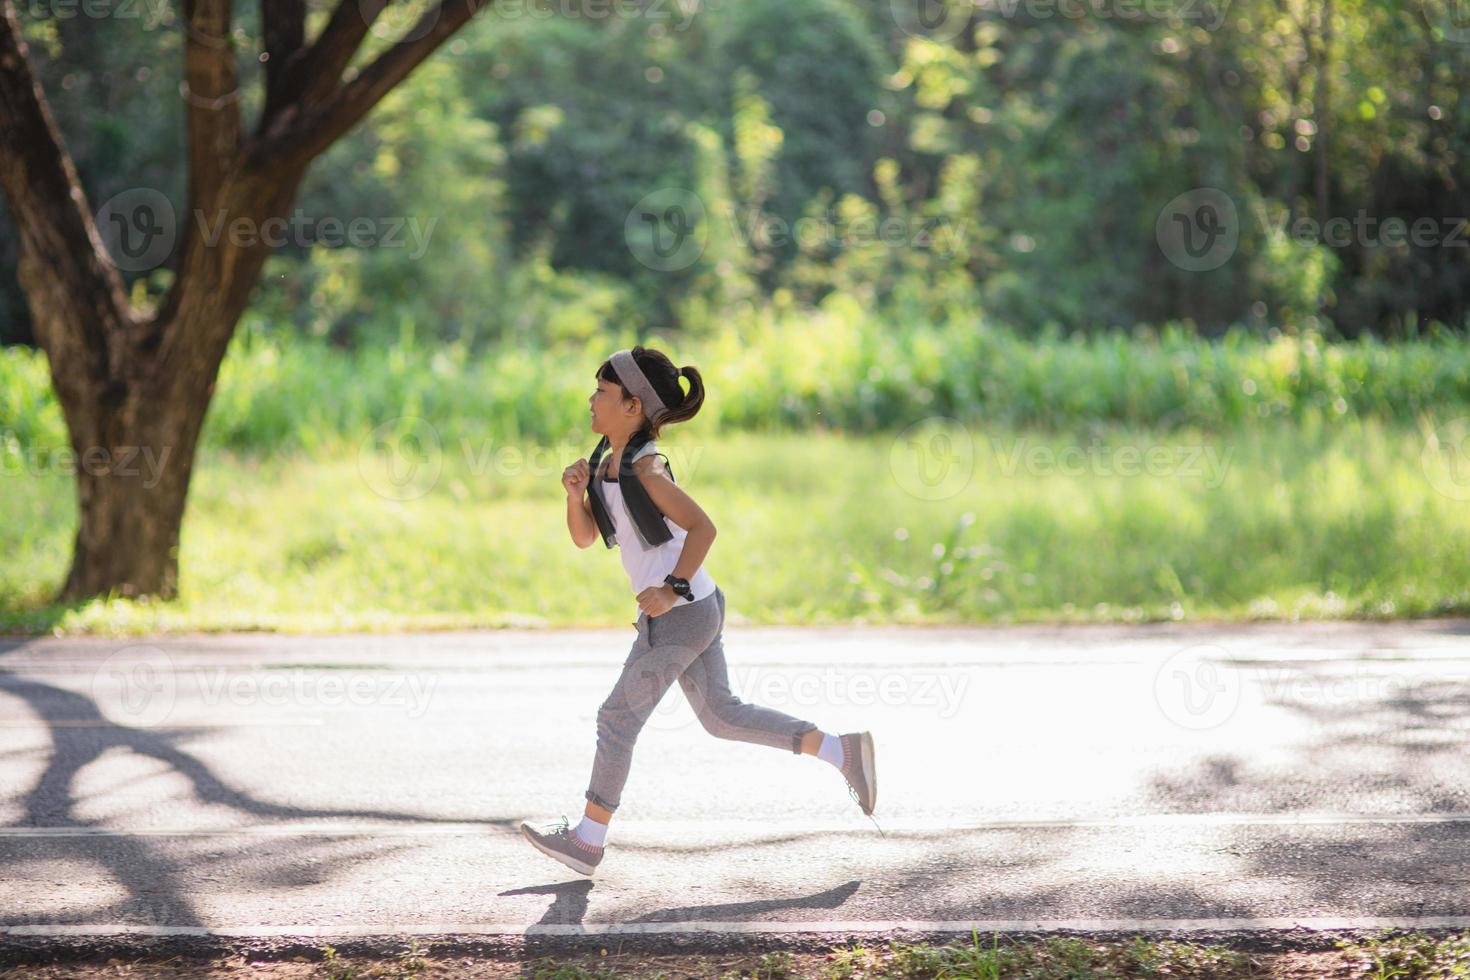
[0,644,517,928]
[1144,654,1470,915]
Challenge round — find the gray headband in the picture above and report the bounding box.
[610,349,670,424]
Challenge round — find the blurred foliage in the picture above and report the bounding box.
[4,308,1469,459]
[2,0,1468,346]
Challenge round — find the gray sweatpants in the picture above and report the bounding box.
[585,585,820,814]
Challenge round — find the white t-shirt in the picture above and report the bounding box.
[596,440,718,605]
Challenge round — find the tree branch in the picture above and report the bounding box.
[183,0,242,212]
[290,0,389,112]
[254,0,486,170]
[261,0,307,119]
[0,0,135,392]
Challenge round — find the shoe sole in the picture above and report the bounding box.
[520,822,598,876]
[860,731,877,814]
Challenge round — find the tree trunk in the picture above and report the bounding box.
[1,0,486,603]
[57,383,201,601]
[45,167,308,602]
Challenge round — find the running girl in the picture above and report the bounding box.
[519,345,877,876]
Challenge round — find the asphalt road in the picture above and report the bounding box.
[2,617,1469,954]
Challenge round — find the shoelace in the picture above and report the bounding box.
[551,813,603,852]
[841,756,887,838]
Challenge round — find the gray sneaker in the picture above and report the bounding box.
[839,731,877,815]
[520,814,604,876]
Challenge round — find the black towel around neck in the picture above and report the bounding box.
[585,431,678,550]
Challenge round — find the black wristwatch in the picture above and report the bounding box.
[664,574,695,602]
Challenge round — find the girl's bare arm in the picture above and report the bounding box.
[562,458,599,548]
[631,454,716,579]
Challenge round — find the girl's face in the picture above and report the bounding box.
[588,377,633,434]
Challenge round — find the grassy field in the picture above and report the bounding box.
[5,315,1470,635]
[6,312,1470,455]
[4,416,1468,635]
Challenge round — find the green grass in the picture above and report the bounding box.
[830,931,1259,979]
[3,418,1468,635]
[1334,930,1470,979]
[5,312,1470,459]
[5,313,1470,634]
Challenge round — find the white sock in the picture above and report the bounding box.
[816,732,845,771]
[574,815,608,848]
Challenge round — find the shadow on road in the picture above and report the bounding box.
[1144,652,1470,916]
[0,640,518,929]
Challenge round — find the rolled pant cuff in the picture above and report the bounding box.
[585,789,619,813]
[790,723,820,754]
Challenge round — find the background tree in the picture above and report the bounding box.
[0,0,489,600]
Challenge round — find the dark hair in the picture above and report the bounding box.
[596,346,705,440]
